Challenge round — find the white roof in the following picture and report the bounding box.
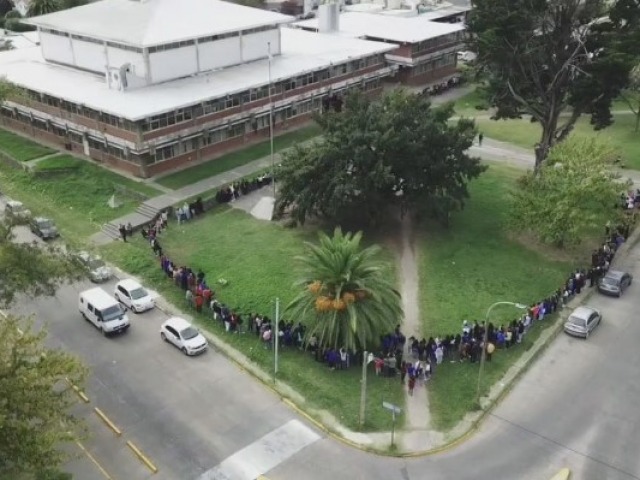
[0,28,395,121]
[294,11,465,43]
[26,0,294,47]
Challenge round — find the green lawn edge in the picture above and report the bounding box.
[0,128,55,162]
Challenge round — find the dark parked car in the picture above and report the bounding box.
[30,217,59,239]
[597,270,632,297]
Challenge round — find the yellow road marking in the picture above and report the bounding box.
[550,468,571,480]
[66,377,90,403]
[126,440,158,474]
[75,440,115,480]
[94,407,122,436]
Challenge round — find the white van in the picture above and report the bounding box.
[79,287,130,335]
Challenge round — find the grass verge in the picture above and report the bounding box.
[0,160,161,239]
[32,154,83,171]
[0,128,55,161]
[155,124,322,190]
[100,207,404,432]
[418,165,578,430]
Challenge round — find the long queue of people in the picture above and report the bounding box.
[138,192,633,395]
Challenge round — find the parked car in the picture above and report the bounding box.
[597,269,632,297]
[5,200,31,220]
[76,251,112,283]
[29,217,59,239]
[114,279,155,313]
[160,317,208,356]
[564,305,602,339]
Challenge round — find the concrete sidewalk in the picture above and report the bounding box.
[89,143,314,245]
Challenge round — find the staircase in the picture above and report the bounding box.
[136,202,162,219]
[97,201,162,242]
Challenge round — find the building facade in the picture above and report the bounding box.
[293,9,465,86]
[0,0,396,178]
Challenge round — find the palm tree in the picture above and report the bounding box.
[286,228,402,351]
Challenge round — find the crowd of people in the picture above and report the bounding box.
[132,183,635,398]
[215,174,274,204]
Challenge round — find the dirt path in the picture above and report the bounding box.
[398,214,431,430]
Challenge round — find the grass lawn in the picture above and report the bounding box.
[100,207,404,432]
[452,88,640,169]
[156,124,323,190]
[418,165,577,430]
[0,128,55,161]
[0,159,161,240]
[474,114,640,169]
[32,154,83,171]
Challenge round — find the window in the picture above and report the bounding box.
[227,122,245,138]
[154,144,175,162]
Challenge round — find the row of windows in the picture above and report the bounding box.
[411,32,463,55]
[41,28,143,53]
[1,107,130,161]
[141,54,385,132]
[412,53,457,75]
[147,25,274,53]
[149,80,380,164]
[2,77,381,166]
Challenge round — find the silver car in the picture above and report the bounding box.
[564,306,602,339]
[76,251,112,283]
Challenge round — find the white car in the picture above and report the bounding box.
[114,279,155,313]
[160,317,208,356]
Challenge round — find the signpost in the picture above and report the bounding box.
[382,401,402,447]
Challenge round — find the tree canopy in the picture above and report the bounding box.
[509,136,629,247]
[0,219,83,307]
[0,314,87,476]
[285,228,402,351]
[26,0,87,17]
[467,0,640,170]
[275,90,486,226]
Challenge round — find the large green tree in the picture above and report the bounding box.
[285,228,402,351]
[509,136,628,247]
[0,314,87,477]
[275,90,485,226]
[467,0,640,170]
[0,219,83,307]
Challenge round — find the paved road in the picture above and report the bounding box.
[12,275,321,480]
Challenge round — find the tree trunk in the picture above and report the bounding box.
[635,112,640,133]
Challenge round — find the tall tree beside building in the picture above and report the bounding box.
[467,0,640,171]
[27,0,60,16]
[285,228,402,351]
[275,90,485,226]
[0,314,87,477]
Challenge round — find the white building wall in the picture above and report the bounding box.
[70,39,107,73]
[241,29,280,63]
[197,37,242,72]
[149,45,198,83]
[106,47,146,79]
[39,31,74,65]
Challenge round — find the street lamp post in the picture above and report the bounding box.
[267,42,276,198]
[476,301,527,405]
[273,297,280,382]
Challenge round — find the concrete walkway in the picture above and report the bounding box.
[89,145,310,244]
[398,215,432,439]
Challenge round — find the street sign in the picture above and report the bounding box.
[382,401,402,414]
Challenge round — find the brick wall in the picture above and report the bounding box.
[397,64,457,86]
